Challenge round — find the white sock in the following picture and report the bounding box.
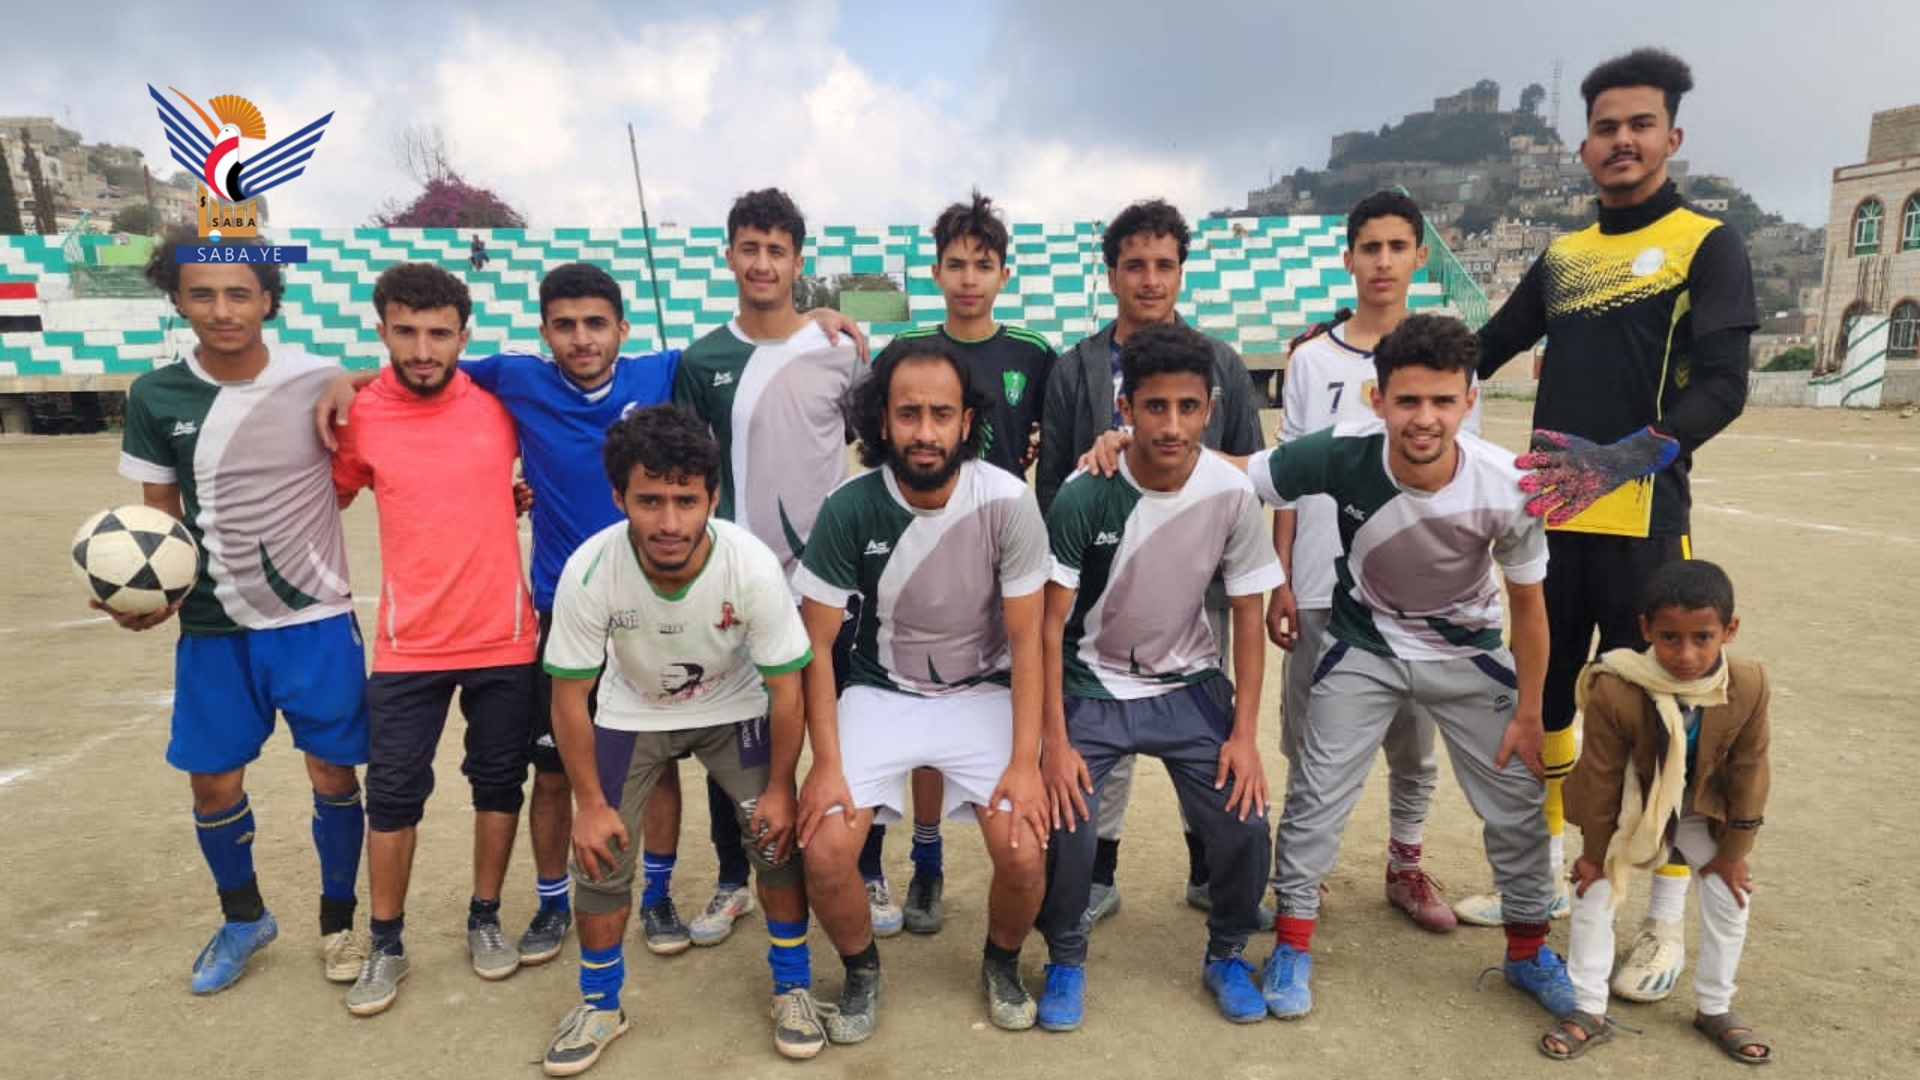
[1388,818,1424,848]
[1548,832,1565,871]
[1647,869,1689,925]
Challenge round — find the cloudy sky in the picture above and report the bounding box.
[6,0,1913,231]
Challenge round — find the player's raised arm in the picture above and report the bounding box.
[1473,257,1547,382]
[313,368,379,451]
[1243,427,1337,508]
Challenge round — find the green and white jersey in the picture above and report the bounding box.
[1249,420,1548,661]
[544,518,813,734]
[673,319,864,588]
[118,348,353,635]
[1049,453,1282,700]
[1280,327,1483,608]
[794,460,1049,697]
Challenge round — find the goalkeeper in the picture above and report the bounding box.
[1458,46,1758,1010]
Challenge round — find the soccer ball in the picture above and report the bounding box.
[72,505,200,615]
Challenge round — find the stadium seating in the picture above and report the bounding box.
[0,218,1456,380]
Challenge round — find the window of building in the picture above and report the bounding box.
[1853,199,1883,256]
[1836,302,1870,364]
[1892,300,1920,361]
[1904,194,1920,252]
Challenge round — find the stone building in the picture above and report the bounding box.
[1815,105,1920,374]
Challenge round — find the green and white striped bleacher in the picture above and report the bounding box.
[0,218,1459,381]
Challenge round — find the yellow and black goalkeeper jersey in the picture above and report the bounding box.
[1478,182,1757,537]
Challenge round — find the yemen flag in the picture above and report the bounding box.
[0,281,42,332]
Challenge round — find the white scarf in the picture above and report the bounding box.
[1576,648,1729,909]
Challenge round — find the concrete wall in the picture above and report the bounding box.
[1747,371,1811,407]
[42,297,171,332]
[1885,366,1920,406]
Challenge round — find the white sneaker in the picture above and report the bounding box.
[1611,918,1686,1002]
[866,878,904,938]
[690,884,757,946]
[321,929,368,984]
[1451,878,1571,927]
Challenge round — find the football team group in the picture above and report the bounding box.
[100,46,1776,1073]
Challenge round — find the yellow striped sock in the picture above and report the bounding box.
[1543,727,1577,838]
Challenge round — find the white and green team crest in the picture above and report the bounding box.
[1003,370,1028,406]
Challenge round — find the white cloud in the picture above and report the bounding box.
[8,0,1910,233]
[274,12,1228,239]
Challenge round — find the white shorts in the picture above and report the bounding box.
[838,683,1014,824]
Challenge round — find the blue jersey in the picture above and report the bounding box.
[461,351,679,610]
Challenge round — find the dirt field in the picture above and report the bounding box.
[3,400,1915,1079]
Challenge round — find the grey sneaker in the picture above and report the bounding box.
[982,958,1037,1031]
[1184,882,1278,930]
[903,873,945,935]
[641,898,691,956]
[543,1003,630,1077]
[1081,881,1122,931]
[519,905,572,965]
[468,919,520,981]
[769,987,828,1060]
[866,878,904,938]
[690,884,756,946]
[321,928,367,983]
[825,966,883,1044]
[345,948,410,1017]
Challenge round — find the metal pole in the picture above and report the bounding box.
[627,123,670,349]
[143,163,158,234]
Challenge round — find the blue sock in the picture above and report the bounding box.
[641,852,675,909]
[311,787,364,902]
[195,794,258,892]
[579,943,625,1012]
[536,874,571,914]
[767,918,811,994]
[911,821,943,878]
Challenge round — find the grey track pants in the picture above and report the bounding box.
[1272,641,1552,924]
[1281,607,1438,829]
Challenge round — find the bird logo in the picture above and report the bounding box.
[149,84,334,210]
[175,90,264,203]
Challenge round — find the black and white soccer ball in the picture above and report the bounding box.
[72,505,200,615]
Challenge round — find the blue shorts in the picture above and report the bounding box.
[168,613,370,775]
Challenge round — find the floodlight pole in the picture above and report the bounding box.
[627,123,671,349]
